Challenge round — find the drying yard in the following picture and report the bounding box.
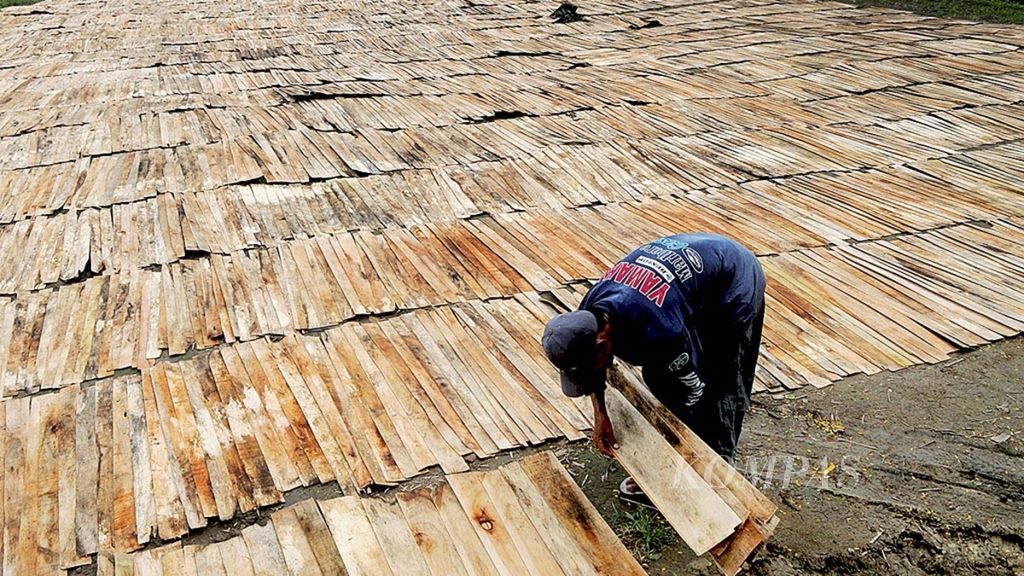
[0,0,1022,572]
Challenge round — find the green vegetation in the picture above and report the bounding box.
[848,0,1024,24]
[1,0,44,8]
[614,505,675,565]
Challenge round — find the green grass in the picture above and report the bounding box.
[0,0,43,8]
[613,505,675,565]
[848,0,1024,24]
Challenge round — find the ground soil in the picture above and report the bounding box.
[565,337,1024,575]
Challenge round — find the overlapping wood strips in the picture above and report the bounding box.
[3,150,1022,295]
[0,297,591,568]
[99,452,644,576]
[3,216,1023,565]
[607,367,779,575]
[2,218,1022,396]
[2,0,1024,570]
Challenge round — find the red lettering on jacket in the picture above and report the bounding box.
[625,267,647,289]
[647,283,670,307]
[639,272,662,295]
[614,262,634,283]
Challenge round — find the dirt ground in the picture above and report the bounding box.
[565,337,1024,575]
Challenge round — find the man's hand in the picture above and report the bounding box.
[592,410,619,456]
[590,390,619,456]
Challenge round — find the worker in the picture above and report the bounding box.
[541,233,765,503]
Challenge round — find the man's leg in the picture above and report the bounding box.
[642,357,738,459]
[685,388,742,462]
[721,301,765,460]
[740,302,765,401]
[641,305,764,462]
[682,308,763,462]
[641,363,692,416]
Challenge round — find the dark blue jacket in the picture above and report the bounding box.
[580,233,765,403]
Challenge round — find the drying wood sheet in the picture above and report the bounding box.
[609,367,780,575]
[98,452,645,576]
[1,218,1023,397]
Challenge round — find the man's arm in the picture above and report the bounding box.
[666,343,704,413]
[590,389,619,456]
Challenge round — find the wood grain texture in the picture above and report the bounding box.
[109,454,643,576]
[606,385,742,555]
[609,368,780,573]
[3,0,1024,569]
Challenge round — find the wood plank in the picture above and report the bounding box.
[189,354,258,515]
[333,233,395,313]
[319,496,395,576]
[97,552,115,576]
[436,306,546,443]
[95,380,116,552]
[264,337,364,490]
[122,377,152,545]
[177,357,238,520]
[375,319,476,457]
[140,369,188,541]
[604,385,742,555]
[194,541,228,576]
[272,505,325,576]
[234,340,317,483]
[229,342,310,489]
[75,384,100,555]
[217,536,255,576]
[274,335,356,479]
[499,460,604,576]
[430,482,499,576]
[155,543,185,576]
[611,368,778,527]
[149,364,207,531]
[320,330,407,484]
[314,236,364,317]
[361,497,432,576]
[346,324,440,473]
[291,498,348,576]
[485,299,591,428]
[112,377,140,551]
[446,470,532,576]
[113,551,134,576]
[249,339,334,485]
[38,371,67,574]
[413,311,520,450]
[456,303,579,439]
[0,399,5,569]
[241,522,290,576]
[133,548,163,576]
[711,517,770,576]
[396,488,470,576]
[390,314,497,458]
[162,363,219,520]
[517,452,647,576]
[477,466,565,575]
[207,351,283,507]
[17,394,46,575]
[360,321,469,472]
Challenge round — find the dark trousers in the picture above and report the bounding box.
[643,302,765,462]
